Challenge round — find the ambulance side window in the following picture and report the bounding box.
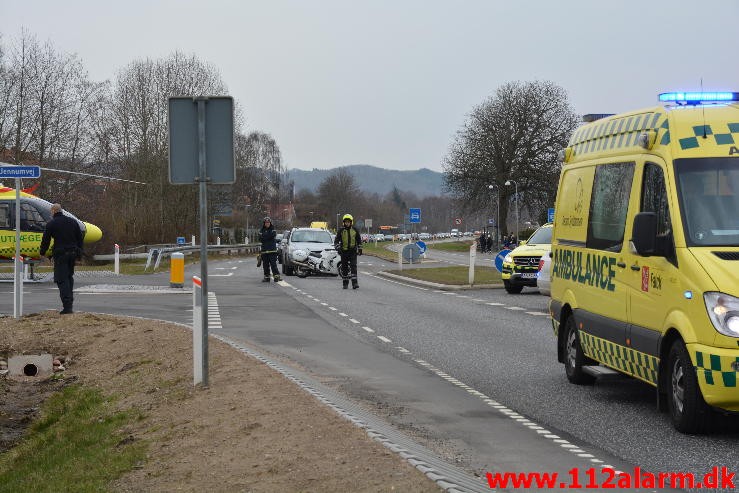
[586,162,634,251]
[642,162,675,260]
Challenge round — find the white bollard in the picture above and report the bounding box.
[398,245,403,271]
[191,235,196,246]
[114,244,120,275]
[469,242,476,286]
[217,236,221,246]
[192,276,204,386]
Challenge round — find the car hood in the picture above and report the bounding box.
[289,241,334,251]
[509,243,551,257]
[689,247,739,297]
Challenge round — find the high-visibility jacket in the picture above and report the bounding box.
[334,226,362,252]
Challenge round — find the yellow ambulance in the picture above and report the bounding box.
[550,92,739,433]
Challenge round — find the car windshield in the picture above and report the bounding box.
[527,226,552,245]
[675,157,739,247]
[291,230,333,243]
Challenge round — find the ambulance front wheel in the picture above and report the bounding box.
[667,339,710,434]
[564,316,595,385]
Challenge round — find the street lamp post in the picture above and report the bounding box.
[505,179,519,244]
[488,184,500,249]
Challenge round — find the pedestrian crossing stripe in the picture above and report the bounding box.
[579,331,659,386]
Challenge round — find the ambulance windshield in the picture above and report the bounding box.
[675,157,739,247]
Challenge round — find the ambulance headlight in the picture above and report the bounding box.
[704,292,739,338]
[504,254,513,264]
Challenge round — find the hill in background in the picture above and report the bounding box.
[287,165,445,197]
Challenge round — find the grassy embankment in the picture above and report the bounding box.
[426,240,475,252]
[0,385,145,493]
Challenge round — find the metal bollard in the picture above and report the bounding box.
[114,244,120,275]
[170,252,185,288]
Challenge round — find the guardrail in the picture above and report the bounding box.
[93,243,260,271]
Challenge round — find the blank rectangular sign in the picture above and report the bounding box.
[168,96,235,184]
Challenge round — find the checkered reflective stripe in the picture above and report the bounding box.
[677,122,739,150]
[694,351,738,388]
[568,112,665,157]
[579,331,659,386]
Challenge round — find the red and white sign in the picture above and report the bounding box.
[454,218,462,225]
[641,266,649,292]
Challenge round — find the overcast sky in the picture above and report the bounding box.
[3,1,738,171]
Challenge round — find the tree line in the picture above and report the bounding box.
[0,31,286,252]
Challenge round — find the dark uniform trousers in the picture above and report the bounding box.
[261,251,279,277]
[339,251,358,282]
[54,249,77,311]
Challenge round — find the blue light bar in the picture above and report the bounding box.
[659,92,739,104]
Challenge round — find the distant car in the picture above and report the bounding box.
[277,230,290,264]
[383,234,394,241]
[373,233,385,241]
[281,227,335,276]
[501,223,553,294]
[537,251,552,296]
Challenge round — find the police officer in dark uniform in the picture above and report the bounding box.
[39,203,83,314]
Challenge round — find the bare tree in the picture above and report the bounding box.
[443,80,578,234]
[316,168,361,224]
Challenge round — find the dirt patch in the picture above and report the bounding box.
[0,312,441,492]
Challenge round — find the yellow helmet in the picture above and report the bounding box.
[342,214,353,223]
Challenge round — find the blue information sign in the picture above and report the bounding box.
[0,165,41,179]
[416,240,426,254]
[409,208,421,223]
[547,207,555,223]
[176,237,186,245]
[494,249,511,273]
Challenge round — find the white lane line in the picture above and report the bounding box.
[457,295,470,298]
[329,307,337,311]
[526,311,549,317]
[408,356,607,467]
[396,347,410,353]
[505,306,526,311]
[338,312,348,317]
[362,326,374,333]
[472,299,486,302]
[321,302,328,306]
[486,302,503,306]
[377,336,392,343]
[349,318,360,324]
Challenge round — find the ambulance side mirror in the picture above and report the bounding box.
[631,212,657,257]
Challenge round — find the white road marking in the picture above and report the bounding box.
[362,326,374,333]
[349,318,360,324]
[329,307,337,311]
[321,302,328,306]
[526,311,549,316]
[210,272,233,277]
[395,347,410,353]
[377,336,392,343]
[505,306,526,311]
[486,302,503,306]
[338,312,348,317]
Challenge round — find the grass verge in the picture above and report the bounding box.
[427,241,475,252]
[361,242,398,262]
[0,384,146,493]
[386,265,502,285]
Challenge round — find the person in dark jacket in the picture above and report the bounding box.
[258,217,281,282]
[334,214,362,289]
[39,203,83,314]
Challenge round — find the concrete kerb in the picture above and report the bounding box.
[376,271,504,291]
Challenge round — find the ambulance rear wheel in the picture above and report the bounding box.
[564,316,595,385]
[667,339,710,434]
[504,280,523,294]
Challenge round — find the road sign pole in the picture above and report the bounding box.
[14,177,21,319]
[469,242,476,286]
[197,97,209,387]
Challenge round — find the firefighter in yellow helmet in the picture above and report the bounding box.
[334,213,363,289]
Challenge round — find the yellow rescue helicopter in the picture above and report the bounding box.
[0,184,103,259]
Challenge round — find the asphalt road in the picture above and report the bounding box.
[3,254,738,491]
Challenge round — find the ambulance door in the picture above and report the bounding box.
[624,159,676,384]
[577,162,635,351]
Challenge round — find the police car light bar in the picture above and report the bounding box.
[659,92,739,104]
